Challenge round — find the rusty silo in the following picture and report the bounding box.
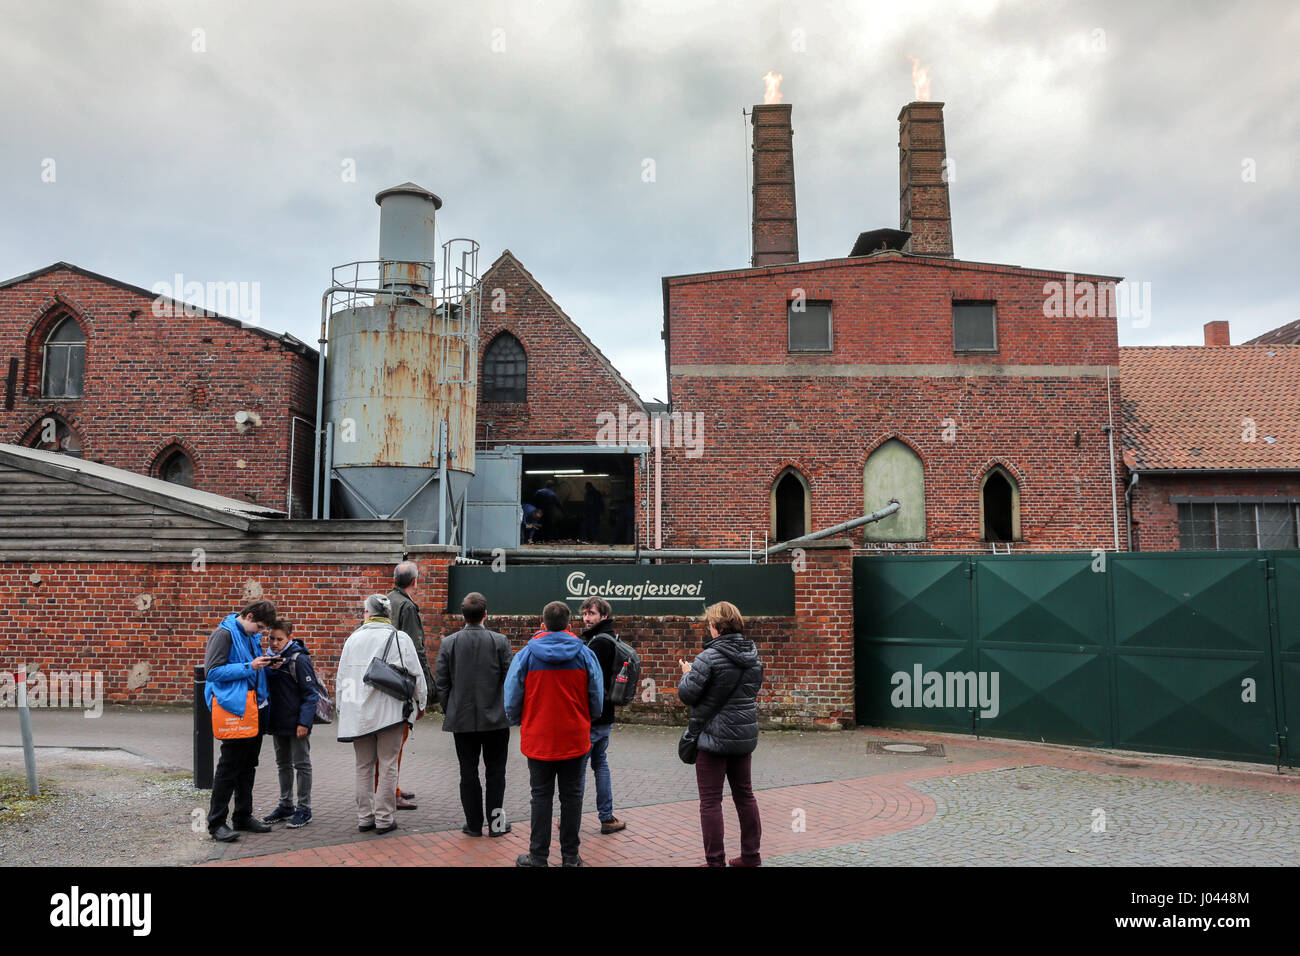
[312,182,480,545]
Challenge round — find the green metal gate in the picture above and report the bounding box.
[854,552,1292,765]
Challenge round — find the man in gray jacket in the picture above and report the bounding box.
[435,591,513,837]
[386,560,428,809]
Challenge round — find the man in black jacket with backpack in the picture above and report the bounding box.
[578,597,627,834]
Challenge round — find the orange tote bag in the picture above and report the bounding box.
[211,690,259,739]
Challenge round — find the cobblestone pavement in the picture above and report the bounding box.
[4,707,1298,867]
[766,765,1300,867]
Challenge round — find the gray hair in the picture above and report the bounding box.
[364,594,392,618]
[394,561,418,589]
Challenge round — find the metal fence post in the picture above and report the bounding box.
[193,665,213,789]
[17,665,38,796]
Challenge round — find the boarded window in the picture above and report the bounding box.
[953,302,996,352]
[788,301,832,352]
[482,333,527,403]
[863,439,926,541]
[43,316,86,398]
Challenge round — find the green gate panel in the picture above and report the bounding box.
[856,643,977,732]
[977,647,1111,746]
[1275,555,1300,765]
[853,557,970,641]
[1112,553,1268,652]
[1114,653,1277,762]
[975,555,1108,647]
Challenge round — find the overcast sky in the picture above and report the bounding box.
[3,0,1297,402]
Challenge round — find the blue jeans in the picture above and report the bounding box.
[580,722,614,822]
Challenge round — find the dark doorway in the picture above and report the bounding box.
[520,452,637,545]
[983,471,1014,542]
[774,472,807,541]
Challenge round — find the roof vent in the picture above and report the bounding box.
[849,228,911,257]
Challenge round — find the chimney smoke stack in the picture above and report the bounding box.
[1203,321,1230,346]
[751,104,798,267]
[898,101,953,257]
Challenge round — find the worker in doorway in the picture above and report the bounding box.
[386,560,428,810]
[532,481,563,541]
[581,481,604,542]
[521,501,542,543]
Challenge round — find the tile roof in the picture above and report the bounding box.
[1245,318,1300,345]
[1120,346,1300,471]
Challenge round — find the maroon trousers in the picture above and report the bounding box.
[694,750,762,866]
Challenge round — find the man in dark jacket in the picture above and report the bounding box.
[386,560,427,809]
[204,599,279,843]
[578,596,626,834]
[678,601,764,867]
[262,619,318,829]
[435,591,513,838]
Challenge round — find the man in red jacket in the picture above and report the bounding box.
[504,601,603,867]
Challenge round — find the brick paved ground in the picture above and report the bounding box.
[3,707,1297,867]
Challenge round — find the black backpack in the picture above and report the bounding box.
[589,632,642,706]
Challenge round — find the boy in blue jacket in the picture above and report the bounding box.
[204,599,278,842]
[262,619,319,829]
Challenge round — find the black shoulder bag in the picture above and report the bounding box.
[678,659,747,765]
[363,628,417,717]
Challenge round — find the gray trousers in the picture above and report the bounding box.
[353,724,405,828]
[272,734,312,811]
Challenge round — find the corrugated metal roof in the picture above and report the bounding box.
[0,443,284,519]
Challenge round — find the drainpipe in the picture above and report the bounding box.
[1124,471,1139,552]
[655,416,665,548]
[311,291,330,520]
[1104,366,1119,550]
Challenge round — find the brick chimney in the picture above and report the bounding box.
[1203,321,1230,346]
[751,104,798,267]
[898,101,953,257]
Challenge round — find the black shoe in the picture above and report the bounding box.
[516,853,548,867]
[376,822,398,835]
[461,824,483,837]
[488,822,513,838]
[358,821,376,832]
[562,855,585,867]
[210,824,239,843]
[262,806,295,824]
[232,818,272,834]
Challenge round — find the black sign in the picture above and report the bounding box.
[448,563,795,617]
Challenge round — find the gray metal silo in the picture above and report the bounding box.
[312,183,480,545]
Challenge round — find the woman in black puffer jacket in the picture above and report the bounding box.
[678,601,764,867]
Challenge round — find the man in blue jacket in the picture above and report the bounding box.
[204,599,279,842]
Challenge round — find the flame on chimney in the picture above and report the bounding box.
[908,56,931,101]
[762,71,783,104]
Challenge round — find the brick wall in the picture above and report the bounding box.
[1,545,857,728]
[662,257,1124,551]
[0,266,318,513]
[1129,472,1300,551]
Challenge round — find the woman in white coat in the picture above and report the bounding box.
[336,594,428,834]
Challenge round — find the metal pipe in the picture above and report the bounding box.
[323,422,334,520]
[653,415,663,550]
[287,415,313,517]
[1105,366,1119,550]
[1125,471,1139,552]
[17,665,37,796]
[312,291,330,519]
[469,502,901,562]
[438,420,448,545]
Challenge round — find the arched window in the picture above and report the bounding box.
[770,467,810,542]
[482,332,527,403]
[42,315,86,398]
[980,466,1021,542]
[27,416,84,458]
[157,447,196,487]
[863,439,926,541]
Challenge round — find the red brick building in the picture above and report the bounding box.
[0,263,318,514]
[1122,322,1300,551]
[474,250,648,545]
[657,102,1127,553]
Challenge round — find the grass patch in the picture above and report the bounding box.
[0,770,59,825]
